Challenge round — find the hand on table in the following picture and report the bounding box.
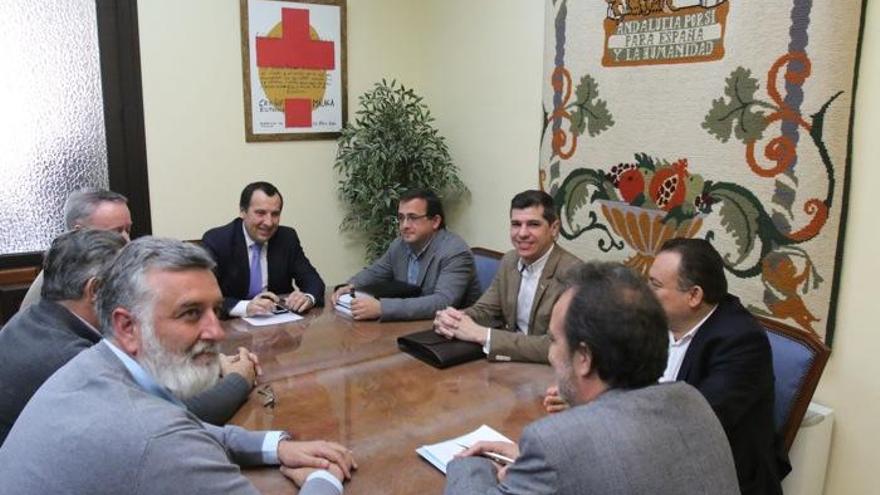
[543,385,569,414]
[246,291,279,316]
[280,464,346,487]
[350,295,381,320]
[277,439,357,481]
[285,290,315,313]
[330,284,353,305]
[218,346,262,386]
[433,307,488,345]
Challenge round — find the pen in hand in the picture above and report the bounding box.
[456,442,515,465]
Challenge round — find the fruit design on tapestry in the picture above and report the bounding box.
[650,159,688,210]
[555,154,711,275]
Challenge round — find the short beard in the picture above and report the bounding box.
[138,319,221,401]
[556,359,579,407]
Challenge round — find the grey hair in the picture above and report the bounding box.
[63,188,128,230]
[96,237,216,337]
[40,229,127,302]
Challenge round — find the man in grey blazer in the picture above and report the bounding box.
[11,189,259,426]
[0,237,356,494]
[331,189,481,321]
[444,262,740,495]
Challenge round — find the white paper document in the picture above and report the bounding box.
[334,291,370,317]
[242,311,303,327]
[416,424,513,474]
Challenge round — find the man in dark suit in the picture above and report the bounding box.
[445,262,739,494]
[649,238,787,495]
[202,182,325,317]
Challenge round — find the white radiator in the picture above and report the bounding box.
[783,402,834,495]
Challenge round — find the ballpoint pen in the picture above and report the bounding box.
[456,442,514,465]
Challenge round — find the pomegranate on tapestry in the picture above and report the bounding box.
[539,0,866,345]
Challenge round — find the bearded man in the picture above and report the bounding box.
[0,237,356,494]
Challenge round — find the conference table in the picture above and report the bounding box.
[221,306,553,494]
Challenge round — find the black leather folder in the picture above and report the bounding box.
[397,329,484,369]
[358,280,422,299]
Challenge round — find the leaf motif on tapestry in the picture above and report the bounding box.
[702,67,771,144]
[544,69,615,161]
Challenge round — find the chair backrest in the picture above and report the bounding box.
[758,317,831,452]
[471,247,503,294]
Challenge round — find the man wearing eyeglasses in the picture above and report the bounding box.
[331,189,481,321]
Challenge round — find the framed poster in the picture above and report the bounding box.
[240,0,347,141]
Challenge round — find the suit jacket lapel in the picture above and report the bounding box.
[504,257,522,330]
[414,231,441,287]
[416,254,434,287]
[528,246,560,328]
[266,235,283,290]
[676,302,722,381]
[232,220,251,295]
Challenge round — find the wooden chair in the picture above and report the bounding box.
[758,317,831,452]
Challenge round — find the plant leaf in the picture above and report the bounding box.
[335,80,469,262]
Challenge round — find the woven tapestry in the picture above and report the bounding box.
[539,0,867,345]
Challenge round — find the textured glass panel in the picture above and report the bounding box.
[0,0,108,255]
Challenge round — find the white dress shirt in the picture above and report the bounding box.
[515,245,553,334]
[483,246,554,354]
[230,224,313,317]
[659,305,718,383]
[230,225,270,317]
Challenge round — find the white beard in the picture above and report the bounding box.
[138,320,221,401]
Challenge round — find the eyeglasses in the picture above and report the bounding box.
[396,213,430,224]
[257,384,276,409]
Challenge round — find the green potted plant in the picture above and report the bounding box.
[335,80,468,262]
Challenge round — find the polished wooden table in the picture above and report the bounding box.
[221,307,553,494]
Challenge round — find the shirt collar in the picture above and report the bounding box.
[669,304,718,345]
[242,222,259,248]
[517,244,554,275]
[408,232,436,260]
[104,339,186,408]
[71,312,103,339]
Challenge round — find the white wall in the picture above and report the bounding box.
[139,1,879,493]
[415,0,546,251]
[810,1,880,492]
[139,0,425,283]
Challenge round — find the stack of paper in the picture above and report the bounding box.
[242,311,303,327]
[334,291,368,317]
[416,424,513,474]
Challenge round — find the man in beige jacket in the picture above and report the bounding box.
[434,190,582,364]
